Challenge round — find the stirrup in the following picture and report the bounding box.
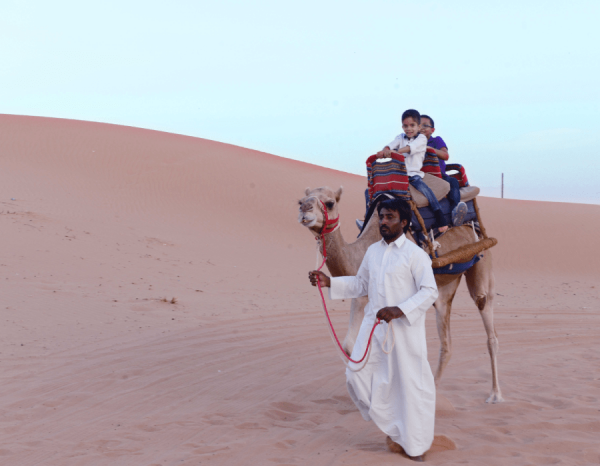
[452,202,468,226]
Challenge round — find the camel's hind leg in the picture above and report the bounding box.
[465,250,504,403]
[433,275,462,385]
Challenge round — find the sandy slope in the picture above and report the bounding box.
[0,115,599,465]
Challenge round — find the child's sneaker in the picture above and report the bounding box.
[452,202,468,226]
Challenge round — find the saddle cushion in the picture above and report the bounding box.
[459,186,480,202]
[409,174,450,207]
[410,175,480,208]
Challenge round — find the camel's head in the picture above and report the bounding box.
[297,186,343,234]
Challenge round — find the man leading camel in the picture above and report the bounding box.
[308,198,438,461]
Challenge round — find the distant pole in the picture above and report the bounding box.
[501,173,504,199]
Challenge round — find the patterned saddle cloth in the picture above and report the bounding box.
[363,152,477,234]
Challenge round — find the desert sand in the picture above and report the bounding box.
[1,114,599,465]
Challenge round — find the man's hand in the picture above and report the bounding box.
[376,306,404,323]
[376,146,392,159]
[309,270,331,288]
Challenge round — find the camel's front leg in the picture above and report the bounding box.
[342,296,367,356]
[465,251,504,403]
[433,275,462,385]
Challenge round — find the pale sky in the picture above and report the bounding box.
[2,0,599,203]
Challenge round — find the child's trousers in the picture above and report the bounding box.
[442,174,461,211]
[409,175,442,213]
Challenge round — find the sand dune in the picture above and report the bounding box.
[0,114,599,465]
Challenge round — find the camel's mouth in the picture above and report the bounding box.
[298,211,318,228]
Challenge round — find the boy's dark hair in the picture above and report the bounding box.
[401,109,421,124]
[376,198,412,233]
[421,114,434,128]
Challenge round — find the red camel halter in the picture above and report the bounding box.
[314,199,387,366]
[317,200,340,234]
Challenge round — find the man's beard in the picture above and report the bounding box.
[380,225,401,241]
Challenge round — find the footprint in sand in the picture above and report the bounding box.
[386,435,456,457]
[274,439,296,450]
[135,424,161,432]
[357,442,382,452]
[310,396,360,415]
[191,445,230,456]
[527,455,561,465]
[332,394,352,404]
[310,397,353,414]
[435,394,456,414]
[202,414,234,426]
[265,409,301,422]
[428,435,457,453]
[270,401,305,413]
[310,398,339,405]
[235,422,267,430]
[268,457,300,465]
[95,439,142,457]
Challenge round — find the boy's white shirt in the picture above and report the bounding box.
[386,133,428,178]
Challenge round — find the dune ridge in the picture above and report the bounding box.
[0,114,599,465]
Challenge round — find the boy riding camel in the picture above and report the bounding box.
[357,109,466,231]
[420,114,467,225]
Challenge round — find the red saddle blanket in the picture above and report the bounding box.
[366,153,410,202]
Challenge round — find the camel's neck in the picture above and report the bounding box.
[319,214,381,277]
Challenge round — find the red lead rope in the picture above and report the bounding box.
[315,200,381,364]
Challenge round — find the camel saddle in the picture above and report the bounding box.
[366,151,480,232]
[364,152,497,270]
[409,173,480,232]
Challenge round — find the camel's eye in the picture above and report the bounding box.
[325,201,335,209]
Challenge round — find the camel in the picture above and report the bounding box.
[298,186,503,403]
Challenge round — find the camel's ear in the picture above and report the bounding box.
[305,187,311,196]
[335,186,343,202]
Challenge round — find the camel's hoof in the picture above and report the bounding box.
[486,392,505,403]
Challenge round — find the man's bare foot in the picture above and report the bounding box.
[386,436,403,455]
[386,436,425,461]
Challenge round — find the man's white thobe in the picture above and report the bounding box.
[329,234,438,457]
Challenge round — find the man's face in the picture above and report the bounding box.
[402,117,420,138]
[379,207,406,242]
[420,117,435,140]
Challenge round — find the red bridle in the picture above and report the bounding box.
[317,199,340,235]
[312,198,382,366]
